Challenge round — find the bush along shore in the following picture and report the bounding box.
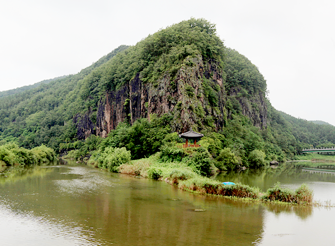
[0,143,57,171]
[87,150,313,205]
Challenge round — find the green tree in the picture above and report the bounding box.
[248,149,267,168]
[216,148,239,170]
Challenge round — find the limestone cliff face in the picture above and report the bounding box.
[75,56,267,139]
[229,87,267,128]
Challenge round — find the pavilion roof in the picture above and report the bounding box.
[179,129,204,138]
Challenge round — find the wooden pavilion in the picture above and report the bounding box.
[179,129,204,148]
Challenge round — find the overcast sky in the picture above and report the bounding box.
[1,0,334,124]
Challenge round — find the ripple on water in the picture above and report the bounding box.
[54,167,115,196]
[0,203,101,246]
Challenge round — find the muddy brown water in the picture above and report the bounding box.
[1,164,335,245]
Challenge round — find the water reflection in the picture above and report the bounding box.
[216,163,335,190]
[216,163,335,207]
[0,166,264,245]
[0,166,52,184]
[1,165,335,245]
[262,203,313,220]
[0,203,98,246]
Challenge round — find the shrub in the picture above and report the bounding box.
[216,183,259,199]
[216,148,239,170]
[262,182,313,204]
[186,147,213,176]
[168,169,196,184]
[0,143,56,167]
[0,146,16,166]
[263,182,296,203]
[160,143,185,162]
[163,132,183,144]
[198,136,222,158]
[147,167,163,180]
[178,178,259,199]
[96,147,131,172]
[31,145,57,165]
[12,148,36,166]
[248,149,267,168]
[65,149,81,160]
[295,184,313,204]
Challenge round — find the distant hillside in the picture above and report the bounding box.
[0,45,129,149]
[310,120,333,126]
[276,112,335,148]
[0,76,67,99]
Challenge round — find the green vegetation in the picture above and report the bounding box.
[0,76,67,99]
[0,143,57,169]
[225,48,267,95]
[89,147,131,172]
[0,45,129,149]
[60,135,102,161]
[262,183,313,204]
[295,153,335,161]
[119,156,312,204]
[248,149,266,168]
[58,112,291,173]
[97,115,172,159]
[310,120,333,126]
[278,111,335,150]
[215,148,238,170]
[59,109,335,173]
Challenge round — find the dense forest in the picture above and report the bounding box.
[309,120,333,126]
[0,18,335,171]
[0,76,67,99]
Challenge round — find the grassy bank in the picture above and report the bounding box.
[292,153,335,169]
[296,153,335,161]
[119,155,313,205]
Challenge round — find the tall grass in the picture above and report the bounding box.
[262,182,313,204]
[178,178,260,199]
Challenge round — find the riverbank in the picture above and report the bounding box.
[291,153,335,169]
[295,153,335,161]
[117,155,313,205]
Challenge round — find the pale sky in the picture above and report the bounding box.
[1,0,334,125]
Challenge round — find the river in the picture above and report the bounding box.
[1,164,335,245]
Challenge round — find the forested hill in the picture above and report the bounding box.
[279,112,335,148]
[0,45,129,149]
[0,76,69,99]
[310,120,333,126]
[0,18,335,162]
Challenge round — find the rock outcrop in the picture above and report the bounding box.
[75,56,267,139]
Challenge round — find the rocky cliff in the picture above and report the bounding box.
[74,20,268,140]
[75,55,267,139]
